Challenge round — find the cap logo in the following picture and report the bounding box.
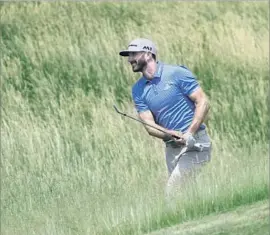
[143,46,152,51]
[129,44,138,47]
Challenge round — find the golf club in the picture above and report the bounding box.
[113,105,181,140]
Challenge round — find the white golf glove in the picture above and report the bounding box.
[183,132,196,149]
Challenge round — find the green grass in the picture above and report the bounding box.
[1,2,269,235]
[147,200,269,235]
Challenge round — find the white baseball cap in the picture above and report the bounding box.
[119,38,157,56]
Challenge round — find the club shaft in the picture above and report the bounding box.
[122,113,167,133]
[115,107,180,139]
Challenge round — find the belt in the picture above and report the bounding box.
[193,129,207,138]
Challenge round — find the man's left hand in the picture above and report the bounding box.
[182,132,196,148]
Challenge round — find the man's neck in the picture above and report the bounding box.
[142,60,157,80]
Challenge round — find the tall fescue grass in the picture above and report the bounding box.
[1,2,269,235]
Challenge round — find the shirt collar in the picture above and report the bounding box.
[143,61,164,84]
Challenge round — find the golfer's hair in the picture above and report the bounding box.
[145,51,156,61]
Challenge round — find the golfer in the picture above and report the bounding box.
[119,38,212,196]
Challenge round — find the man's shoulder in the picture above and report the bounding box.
[163,63,191,72]
[162,63,193,78]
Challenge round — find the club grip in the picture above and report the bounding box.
[172,134,181,139]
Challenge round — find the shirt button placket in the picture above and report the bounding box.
[153,84,158,95]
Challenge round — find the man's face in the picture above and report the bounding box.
[128,52,147,72]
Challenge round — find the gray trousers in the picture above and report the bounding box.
[165,129,212,196]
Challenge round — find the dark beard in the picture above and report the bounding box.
[132,57,147,72]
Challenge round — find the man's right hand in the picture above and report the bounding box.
[165,130,186,146]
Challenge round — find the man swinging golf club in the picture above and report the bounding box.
[119,38,212,197]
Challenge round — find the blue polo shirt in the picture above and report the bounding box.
[132,61,206,133]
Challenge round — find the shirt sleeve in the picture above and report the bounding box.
[174,65,200,96]
[132,85,149,113]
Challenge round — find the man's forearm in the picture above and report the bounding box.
[142,120,173,141]
[187,99,210,134]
